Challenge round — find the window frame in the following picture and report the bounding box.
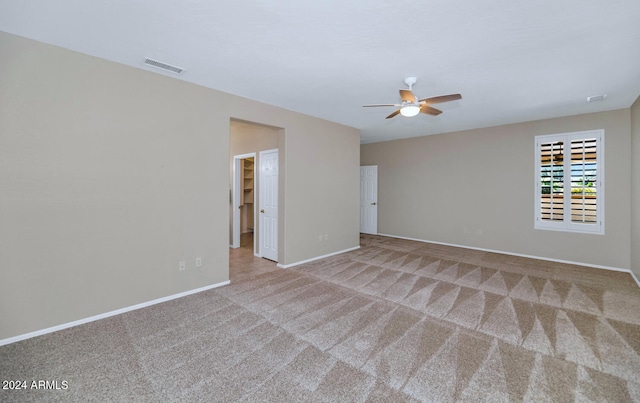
[534,129,604,235]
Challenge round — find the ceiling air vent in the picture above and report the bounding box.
[143,58,185,74]
[587,94,607,103]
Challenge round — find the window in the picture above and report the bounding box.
[535,130,604,234]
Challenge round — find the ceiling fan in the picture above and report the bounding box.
[363,77,462,119]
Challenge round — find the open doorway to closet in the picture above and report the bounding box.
[231,153,256,249]
[229,119,283,268]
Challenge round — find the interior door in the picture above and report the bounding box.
[259,149,278,261]
[360,165,378,234]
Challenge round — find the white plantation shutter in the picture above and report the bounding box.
[535,130,604,234]
[539,138,565,223]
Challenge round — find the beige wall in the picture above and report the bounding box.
[230,120,280,156]
[631,96,640,279]
[0,32,360,340]
[362,109,632,270]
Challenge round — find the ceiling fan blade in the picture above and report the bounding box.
[385,109,401,119]
[363,104,400,107]
[420,105,442,116]
[399,89,416,103]
[418,94,462,104]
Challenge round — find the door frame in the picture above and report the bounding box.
[231,152,257,253]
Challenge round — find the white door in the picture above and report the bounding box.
[360,165,378,234]
[259,149,278,261]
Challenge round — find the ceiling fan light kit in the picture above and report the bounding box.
[363,77,461,120]
[400,105,420,117]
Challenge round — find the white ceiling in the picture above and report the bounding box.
[2,0,640,143]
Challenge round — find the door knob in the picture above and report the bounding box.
[371,202,377,205]
[260,209,265,213]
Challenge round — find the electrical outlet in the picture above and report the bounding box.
[179,261,186,271]
[324,234,328,240]
[195,257,202,267]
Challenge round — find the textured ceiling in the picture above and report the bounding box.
[2,0,640,143]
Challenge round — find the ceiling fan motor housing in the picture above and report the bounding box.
[404,76,417,89]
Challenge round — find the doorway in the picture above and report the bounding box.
[229,119,282,269]
[231,153,257,251]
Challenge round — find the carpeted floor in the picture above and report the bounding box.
[2,234,640,402]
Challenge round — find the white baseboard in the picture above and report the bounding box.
[378,233,640,288]
[629,270,640,289]
[0,280,230,347]
[277,245,360,269]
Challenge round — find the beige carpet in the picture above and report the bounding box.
[2,234,640,402]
